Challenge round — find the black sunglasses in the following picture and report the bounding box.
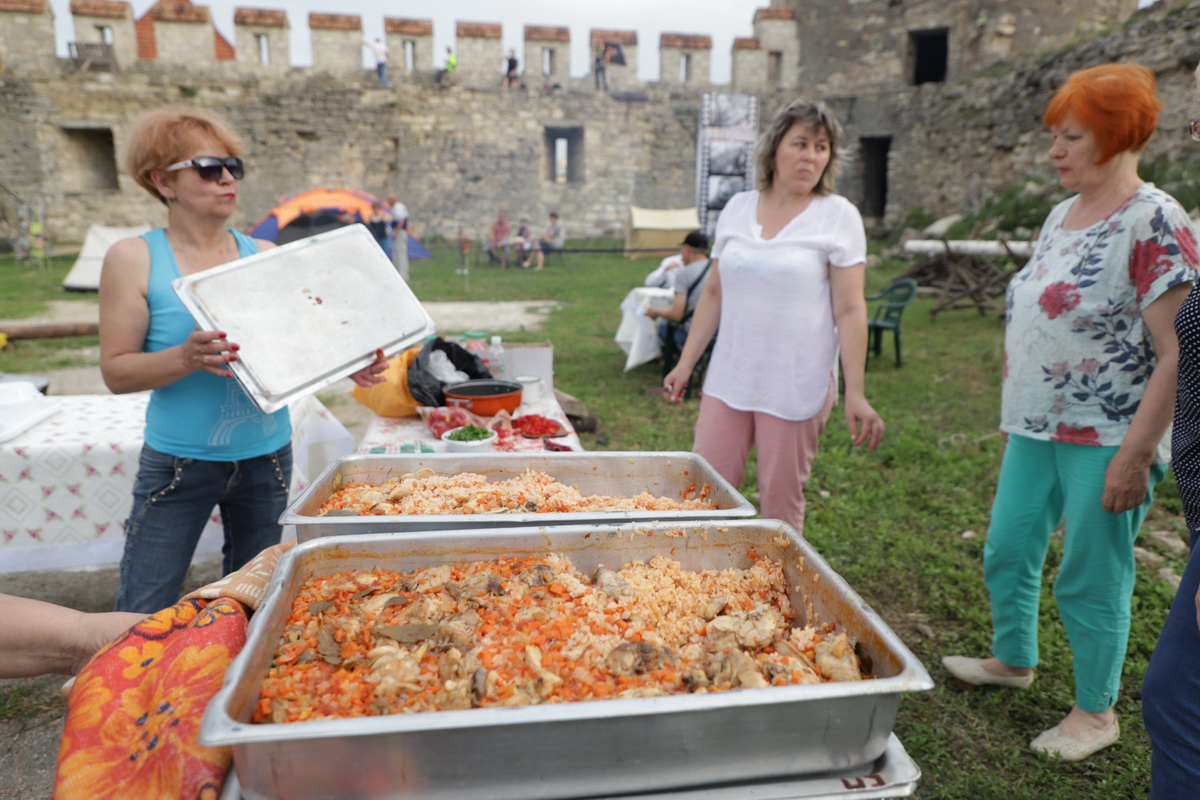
[164,156,245,181]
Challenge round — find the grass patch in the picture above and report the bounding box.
[0,241,1185,796]
[0,677,66,721]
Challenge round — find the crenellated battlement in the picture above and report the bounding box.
[0,0,1158,249]
[0,0,790,91]
[1,0,1140,93]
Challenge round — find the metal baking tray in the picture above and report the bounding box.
[279,452,758,541]
[218,733,919,800]
[200,520,934,800]
[172,224,435,413]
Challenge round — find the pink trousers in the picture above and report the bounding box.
[692,380,836,534]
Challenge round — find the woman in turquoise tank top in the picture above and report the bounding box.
[98,108,386,614]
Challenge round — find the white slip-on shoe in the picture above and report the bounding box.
[941,655,1034,689]
[1030,718,1119,762]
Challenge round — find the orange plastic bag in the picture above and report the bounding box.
[349,346,422,417]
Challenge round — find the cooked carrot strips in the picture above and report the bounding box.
[252,550,865,724]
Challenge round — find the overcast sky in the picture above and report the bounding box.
[46,0,770,84]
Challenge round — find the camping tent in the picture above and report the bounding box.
[248,188,431,259]
[62,224,153,291]
[624,206,700,259]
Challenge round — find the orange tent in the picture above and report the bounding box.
[248,188,381,244]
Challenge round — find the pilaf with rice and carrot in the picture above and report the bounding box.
[318,467,718,516]
[254,549,866,723]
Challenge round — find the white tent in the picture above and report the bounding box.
[62,224,152,291]
[624,206,700,260]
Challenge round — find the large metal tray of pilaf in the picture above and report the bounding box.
[280,452,758,542]
[199,520,933,800]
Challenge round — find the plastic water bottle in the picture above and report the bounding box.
[486,335,507,377]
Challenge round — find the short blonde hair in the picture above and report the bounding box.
[754,98,843,195]
[124,108,243,204]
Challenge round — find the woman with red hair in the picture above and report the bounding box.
[943,64,1199,761]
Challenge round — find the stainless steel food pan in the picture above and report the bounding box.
[280,451,757,541]
[173,224,435,413]
[200,520,934,800]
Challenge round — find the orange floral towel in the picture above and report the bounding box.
[53,597,248,800]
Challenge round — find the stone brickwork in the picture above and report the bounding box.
[660,33,712,88]
[524,25,569,88]
[791,0,1138,94]
[234,7,288,75]
[455,21,502,89]
[309,13,362,78]
[0,0,1178,245]
[828,1,1200,228]
[0,0,57,72]
[751,8,799,91]
[387,18,432,80]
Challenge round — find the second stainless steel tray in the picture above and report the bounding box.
[173,224,435,413]
[280,451,758,541]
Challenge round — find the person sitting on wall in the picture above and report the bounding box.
[644,231,712,348]
[486,211,511,266]
[528,211,565,270]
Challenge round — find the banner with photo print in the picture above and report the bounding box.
[696,92,759,237]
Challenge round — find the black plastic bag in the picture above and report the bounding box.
[406,337,492,407]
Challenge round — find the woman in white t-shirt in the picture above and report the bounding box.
[663,98,884,533]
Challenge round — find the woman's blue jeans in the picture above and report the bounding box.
[115,443,292,614]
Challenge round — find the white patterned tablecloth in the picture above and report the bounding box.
[0,393,353,573]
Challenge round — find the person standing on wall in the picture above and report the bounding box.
[504,49,519,89]
[593,40,608,92]
[363,38,391,87]
[662,98,884,533]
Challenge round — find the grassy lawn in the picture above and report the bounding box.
[0,241,1187,797]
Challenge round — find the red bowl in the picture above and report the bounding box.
[442,380,523,416]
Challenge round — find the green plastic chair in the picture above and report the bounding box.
[866,278,919,367]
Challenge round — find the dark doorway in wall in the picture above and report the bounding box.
[908,28,948,85]
[860,136,890,219]
[543,126,584,183]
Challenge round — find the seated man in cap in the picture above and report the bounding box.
[643,231,712,349]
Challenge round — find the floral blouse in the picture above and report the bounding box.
[1002,184,1199,463]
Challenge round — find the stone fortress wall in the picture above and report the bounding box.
[1,0,1194,248]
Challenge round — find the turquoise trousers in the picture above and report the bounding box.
[984,434,1164,712]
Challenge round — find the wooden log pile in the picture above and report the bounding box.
[898,239,1030,319]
